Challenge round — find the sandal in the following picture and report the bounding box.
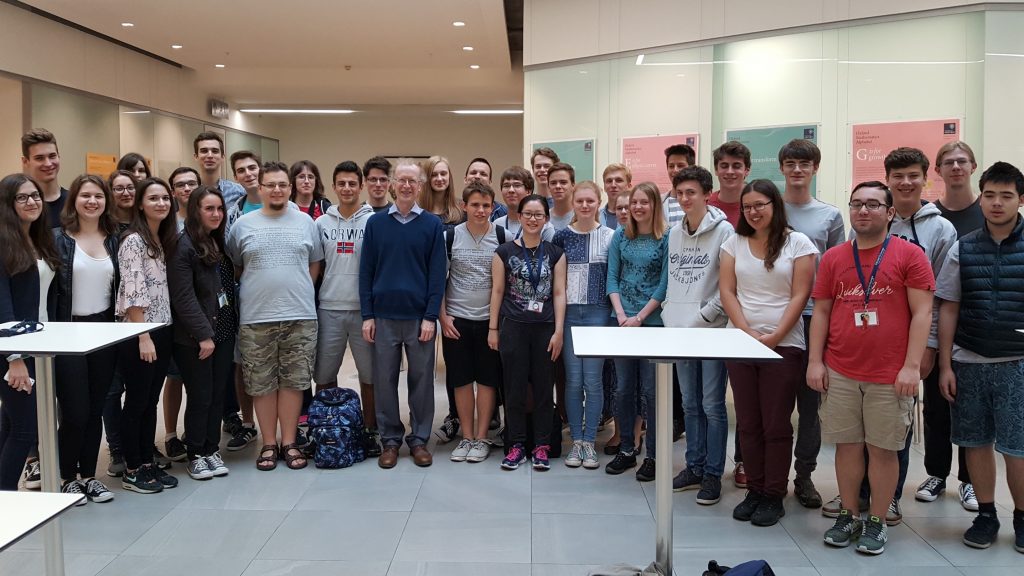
[281,443,307,470]
[256,444,279,471]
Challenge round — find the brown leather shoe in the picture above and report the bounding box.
[410,445,433,467]
[378,445,399,469]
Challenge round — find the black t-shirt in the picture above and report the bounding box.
[495,240,564,323]
[46,188,68,228]
[934,198,985,239]
[370,202,392,214]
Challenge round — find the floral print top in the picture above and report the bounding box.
[115,232,171,323]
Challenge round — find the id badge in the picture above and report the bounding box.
[218,291,229,309]
[854,309,878,328]
[525,300,544,314]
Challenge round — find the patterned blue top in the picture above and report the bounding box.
[606,227,669,326]
[553,224,614,307]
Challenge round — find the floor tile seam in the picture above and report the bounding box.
[900,515,966,567]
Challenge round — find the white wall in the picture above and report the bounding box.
[0,76,23,175]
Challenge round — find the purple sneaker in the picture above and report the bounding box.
[532,445,551,471]
[501,443,527,470]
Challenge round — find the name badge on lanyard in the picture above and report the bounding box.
[851,236,889,329]
[522,242,545,314]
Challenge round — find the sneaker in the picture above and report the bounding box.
[565,441,584,468]
[733,462,747,488]
[164,437,187,462]
[581,442,600,469]
[187,457,214,480]
[733,491,764,522]
[205,452,229,477]
[364,428,382,457]
[222,413,242,436]
[294,427,309,448]
[856,515,888,555]
[1014,514,1024,553]
[696,475,722,505]
[227,425,257,451]
[466,440,491,463]
[915,476,946,502]
[434,415,460,444]
[61,479,87,506]
[824,510,863,547]
[886,498,902,526]
[153,445,172,469]
[23,459,41,490]
[672,467,703,492]
[959,482,979,512]
[636,458,656,482]
[450,439,473,462]
[121,467,162,494]
[532,445,551,471]
[106,451,126,478]
[794,476,822,508]
[150,464,178,489]
[605,451,637,475]
[963,514,1001,549]
[751,496,786,527]
[822,495,843,518]
[501,443,527,470]
[81,478,114,503]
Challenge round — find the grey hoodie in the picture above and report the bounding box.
[315,203,375,310]
[661,206,734,328]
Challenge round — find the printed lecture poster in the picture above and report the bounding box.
[621,134,700,194]
[726,124,818,197]
[851,119,960,201]
[533,138,595,182]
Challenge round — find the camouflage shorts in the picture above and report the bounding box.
[239,320,316,396]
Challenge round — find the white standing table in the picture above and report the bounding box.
[0,321,163,576]
[571,327,781,576]
[0,492,84,550]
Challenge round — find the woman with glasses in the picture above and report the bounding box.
[289,160,331,220]
[0,173,59,491]
[488,194,566,471]
[108,170,137,232]
[116,177,178,494]
[720,179,817,526]
[604,182,669,482]
[52,174,120,503]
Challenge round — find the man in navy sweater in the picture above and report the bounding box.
[360,159,447,468]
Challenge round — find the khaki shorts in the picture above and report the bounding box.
[239,320,316,396]
[820,367,913,451]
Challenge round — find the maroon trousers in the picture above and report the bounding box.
[727,346,803,498]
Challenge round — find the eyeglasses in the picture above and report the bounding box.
[521,212,547,220]
[112,185,135,195]
[782,161,815,171]
[394,178,421,187]
[366,177,389,185]
[941,158,972,168]
[260,182,290,190]
[741,201,772,213]
[14,192,42,204]
[172,181,199,190]
[848,201,889,211]
[500,182,525,190]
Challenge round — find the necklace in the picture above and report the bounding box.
[467,223,490,247]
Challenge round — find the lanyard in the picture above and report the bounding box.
[520,241,545,292]
[851,235,890,310]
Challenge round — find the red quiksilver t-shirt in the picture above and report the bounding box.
[709,192,740,228]
[811,236,935,384]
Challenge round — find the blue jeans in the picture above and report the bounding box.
[563,305,609,443]
[676,359,728,478]
[614,358,656,459]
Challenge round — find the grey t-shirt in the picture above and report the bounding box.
[785,199,845,315]
[445,223,504,321]
[226,209,325,325]
[549,209,575,232]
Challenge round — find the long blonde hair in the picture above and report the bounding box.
[625,182,666,240]
[419,155,463,224]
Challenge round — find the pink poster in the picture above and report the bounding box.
[621,134,700,195]
[851,119,961,201]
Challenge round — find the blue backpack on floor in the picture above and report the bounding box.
[307,387,366,469]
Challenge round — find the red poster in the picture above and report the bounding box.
[851,119,961,201]
[621,134,700,195]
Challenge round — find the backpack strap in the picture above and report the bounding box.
[445,228,455,261]
[496,224,507,245]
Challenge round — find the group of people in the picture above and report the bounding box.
[0,127,1021,558]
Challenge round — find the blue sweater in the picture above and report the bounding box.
[359,210,447,321]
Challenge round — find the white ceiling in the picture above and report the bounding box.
[24,0,523,107]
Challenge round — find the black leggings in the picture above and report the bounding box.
[498,319,555,447]
[174,334,235,459]
[118,326,173,470]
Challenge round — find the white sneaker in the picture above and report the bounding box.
[23,459,41,490]
[959,482,979,511]
[187,457,214,480]
[61,479,87,506]
[466,440,491,463]
[565,441,583,468]
[450,439,473,462]
[205,452,229,477]
[581,441,600,469]
[81,478,114,503]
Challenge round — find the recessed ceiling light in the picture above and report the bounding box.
[451,110,523,115]
[462,46,474,51]
[453,21,465,27]
[121,22,134,28]
[240,109,356,114]
[675,73,685,77]
[469,65,480,69]
[171,44,182,49]
[215,64,225,68]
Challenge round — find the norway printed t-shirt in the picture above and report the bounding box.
[811,236,935,384]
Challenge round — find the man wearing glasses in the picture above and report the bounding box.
[779,138,846,510]
[492,166,554,241]
[193,131,244,206]
[362,156,393,213]
[360,160,446,469]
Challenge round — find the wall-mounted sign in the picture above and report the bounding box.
[209,99,230,119]
[621,134,700,194]
[851,119,961,201]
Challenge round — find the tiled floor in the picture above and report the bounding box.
[2,356,1019,576]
